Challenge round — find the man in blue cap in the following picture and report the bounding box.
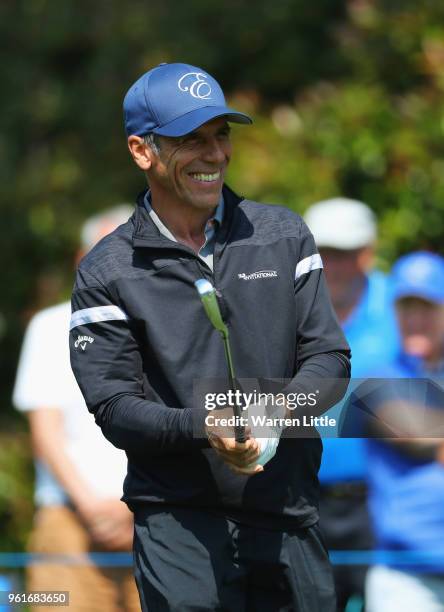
[304,198,400,611]
[69,62,351,611]
[346,252,444,611]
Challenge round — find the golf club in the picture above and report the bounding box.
[194,278,246,443]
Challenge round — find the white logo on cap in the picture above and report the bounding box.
[178,72,212,100]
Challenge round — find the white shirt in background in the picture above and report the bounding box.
[13,301,128,507]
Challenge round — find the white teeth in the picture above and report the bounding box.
[190,172,220,182]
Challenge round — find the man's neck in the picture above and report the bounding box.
[149,190,218,253]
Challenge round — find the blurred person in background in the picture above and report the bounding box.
[12,205,140,612]
[360,252,444,612]
[304,198,400,611]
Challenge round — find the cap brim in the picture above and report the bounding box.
[153,106,252,137]
[314,236,371,250]
[393,285,444,305]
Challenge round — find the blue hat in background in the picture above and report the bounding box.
[123,62,252,137]
[391,251,444,304]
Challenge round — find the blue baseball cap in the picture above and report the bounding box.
[391,251,444,304]
[123,62,252,137]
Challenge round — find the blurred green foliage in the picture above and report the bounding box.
[0,431,34,551]
[2,0,444,551]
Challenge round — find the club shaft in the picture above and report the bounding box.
[222,334,246,443]
[194,279,247,443]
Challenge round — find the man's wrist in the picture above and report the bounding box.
[247,397,285,467]
[183,407,211,448]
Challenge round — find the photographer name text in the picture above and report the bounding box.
[204,414,336,428]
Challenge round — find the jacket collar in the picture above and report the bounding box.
[132,184,243,249]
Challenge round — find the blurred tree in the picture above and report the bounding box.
[0,431,33,550]
[2,3,444,548]
[0,0,347,407]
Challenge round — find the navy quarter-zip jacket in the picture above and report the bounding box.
[70,185,350,528]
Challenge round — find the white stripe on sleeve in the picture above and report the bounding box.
[70,305,129,331]
[295,254,323,280]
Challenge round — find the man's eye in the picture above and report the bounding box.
[180,135,199,146]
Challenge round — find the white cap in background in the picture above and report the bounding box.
[81,204,134,252]
[304,197,377,250]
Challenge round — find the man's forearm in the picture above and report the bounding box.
[94,393,209,454]
[284,350,351,418]
[89,352,350,452]
[370,399,444,460]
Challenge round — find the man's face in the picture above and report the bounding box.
[147,117,231,212]
[396,296,444,361]
[319,247,370,305]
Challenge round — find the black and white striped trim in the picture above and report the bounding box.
[295,254,323,280]
[70,305,128,331]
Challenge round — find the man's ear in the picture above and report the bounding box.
[127,136,153,171]
[357,245,374,273]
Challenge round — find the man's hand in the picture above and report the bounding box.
[77,498,134,550]
[206,407,263,475]
[208,433,264,475]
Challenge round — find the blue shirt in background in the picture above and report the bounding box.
[365,354,444,573]
[319,270,400,484]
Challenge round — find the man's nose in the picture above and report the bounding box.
[404,312,427,332]
[201,138,227,163]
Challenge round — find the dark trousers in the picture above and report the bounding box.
[319,483,373,611]
[133,505,336,612]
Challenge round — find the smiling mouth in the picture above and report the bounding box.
[189,171,221,183]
